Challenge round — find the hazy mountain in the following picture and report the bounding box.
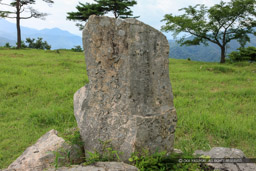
[0,19,82,49]
[0,37,16,46]
[1,19,255,62]
[169,34,256,62]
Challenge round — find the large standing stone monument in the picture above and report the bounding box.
[74,15,177,161]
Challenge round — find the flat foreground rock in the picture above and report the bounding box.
[194,147,256,171]
[74,15,177,161]
[7,130,65,171]
[5,130,83,171]
[47,162,138,171]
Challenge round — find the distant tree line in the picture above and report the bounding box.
[2,37,51,50]
[71,45,83,52]
[25,37,51,50]
[2,38,86,52]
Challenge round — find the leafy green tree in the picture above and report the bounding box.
[67,0,137,29]
[161,0,256,63]
[0,0,54,49]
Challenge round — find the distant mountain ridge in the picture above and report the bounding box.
[168,34,256,62]
[1,19,256,62]
[0,19,82,49]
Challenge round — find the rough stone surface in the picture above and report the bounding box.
[194,147,256,171]
[74,15,177,161]
[5,130,84,171]
[47,162,138,171]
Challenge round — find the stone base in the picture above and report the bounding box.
[74,86,177,161]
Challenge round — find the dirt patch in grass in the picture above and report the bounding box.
[9,53,24,58]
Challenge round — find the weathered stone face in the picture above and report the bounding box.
[74,15,177,161]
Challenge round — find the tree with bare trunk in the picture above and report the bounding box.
[0,0,54,49]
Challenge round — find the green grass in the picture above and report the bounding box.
[0,49,88,168]
[170,59,256,157]
[0,49,255,169]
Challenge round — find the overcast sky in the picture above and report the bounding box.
[2,0,230,39]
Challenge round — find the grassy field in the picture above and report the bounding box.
[0,48,255,169]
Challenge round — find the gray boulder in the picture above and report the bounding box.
[194,147,256,171]
[74,15,177,161]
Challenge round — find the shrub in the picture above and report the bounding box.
[71,45,83,52]
[15,41,27,49]
[129,150,203,171]
[229,46,256,62]
[4,43,11,48]
[83,139,122,165]
[25,37,51,50]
